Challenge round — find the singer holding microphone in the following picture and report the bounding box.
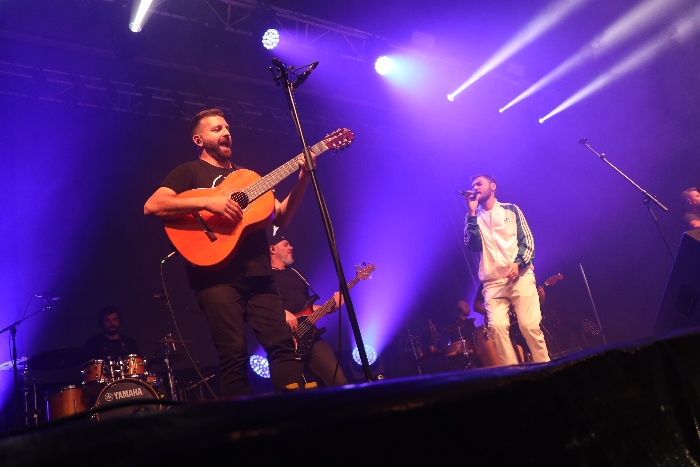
[462,174,550,366]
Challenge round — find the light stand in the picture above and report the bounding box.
[577,138,674,260]
[269,59,373,381]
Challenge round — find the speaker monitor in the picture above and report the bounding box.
[653,229,700,336]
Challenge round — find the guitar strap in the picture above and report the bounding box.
[290,267,321,298]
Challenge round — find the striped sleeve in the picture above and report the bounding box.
[510,204,535,269]
[464,214,482,252]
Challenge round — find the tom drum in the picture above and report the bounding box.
[81,358,115,395]
[120,354,147,378]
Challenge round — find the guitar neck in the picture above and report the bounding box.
[243,140,329,203]
[305,274,362,327]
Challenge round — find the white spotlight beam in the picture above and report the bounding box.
[501,0,684,113]
[539,5,700,123]
[130,0,154,33]
[447,0,588,101]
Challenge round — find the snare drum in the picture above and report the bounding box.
[444,340,466,357]
[93,379,161,422]
[120,354,147,377]
[45,385,92,421]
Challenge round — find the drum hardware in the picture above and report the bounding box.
[148,333,184,401]
[404,330,425,376]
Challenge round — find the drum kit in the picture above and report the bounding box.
[406,319,502,375]
[0,335,212,426]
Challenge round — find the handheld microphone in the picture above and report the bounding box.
[291,61,319,91]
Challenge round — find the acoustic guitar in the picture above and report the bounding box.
[163,128,354,268]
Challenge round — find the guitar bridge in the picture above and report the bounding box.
[193,213,217,242]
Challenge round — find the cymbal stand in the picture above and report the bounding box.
[163,333,178,401]
[23,369,41,426]
[404,330,423,376]
[456,327,473,369]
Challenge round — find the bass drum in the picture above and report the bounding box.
[93,378,162,422]
[472,326,501,368]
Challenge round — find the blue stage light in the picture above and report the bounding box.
[352,345,378,365]
[262,29,280,50]
[249,355,270,378]
[374,56,394,76]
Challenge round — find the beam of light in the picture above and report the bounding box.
[129,0,153,33]
[539,4,700,123]
[501,0,685,113]
[447,0,588,101]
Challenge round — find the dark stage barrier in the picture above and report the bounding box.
[2,327,700,466]
[654,229,700,336]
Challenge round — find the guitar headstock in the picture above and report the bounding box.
[324,128,354,151]
[544,273,563,287]
[355,262,375,280]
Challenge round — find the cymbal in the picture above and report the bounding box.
[26,347,91,371]
[146,338,191,344]
[0,356,28,371]
[147,353,186,366]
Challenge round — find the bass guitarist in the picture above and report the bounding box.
[268,228,349,387]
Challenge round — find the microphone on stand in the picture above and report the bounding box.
[577,137,588,145]
[271,58,286,69]
[291,61,319,91]
[35,292,61,301]
[161,251,178,265]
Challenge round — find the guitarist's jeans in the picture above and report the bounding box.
[302,338,349,387]
[196,277,305,398]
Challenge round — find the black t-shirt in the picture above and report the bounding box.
[83,334,140,361]
[159,159,272,290]
[271,268,316,315]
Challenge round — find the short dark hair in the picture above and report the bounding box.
[469,173,497,185]
[188,108,224,137]
[681,187,699,202]
[98,306,120,326]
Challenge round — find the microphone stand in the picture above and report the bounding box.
[0,297,57,427]
[577,138,675,260]
[270,60,374,381]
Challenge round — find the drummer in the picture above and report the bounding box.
[443,300,478,363]
[83,306,140,361]
[446,300,478,344]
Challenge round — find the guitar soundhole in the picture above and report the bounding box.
[231,192,250,209]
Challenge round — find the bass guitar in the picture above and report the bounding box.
[293,262,375,359]
[163,128,354,268]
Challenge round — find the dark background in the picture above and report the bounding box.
[1,0,699,414]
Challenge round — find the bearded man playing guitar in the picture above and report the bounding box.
[269,229,349,387]
[144,108,328,398]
